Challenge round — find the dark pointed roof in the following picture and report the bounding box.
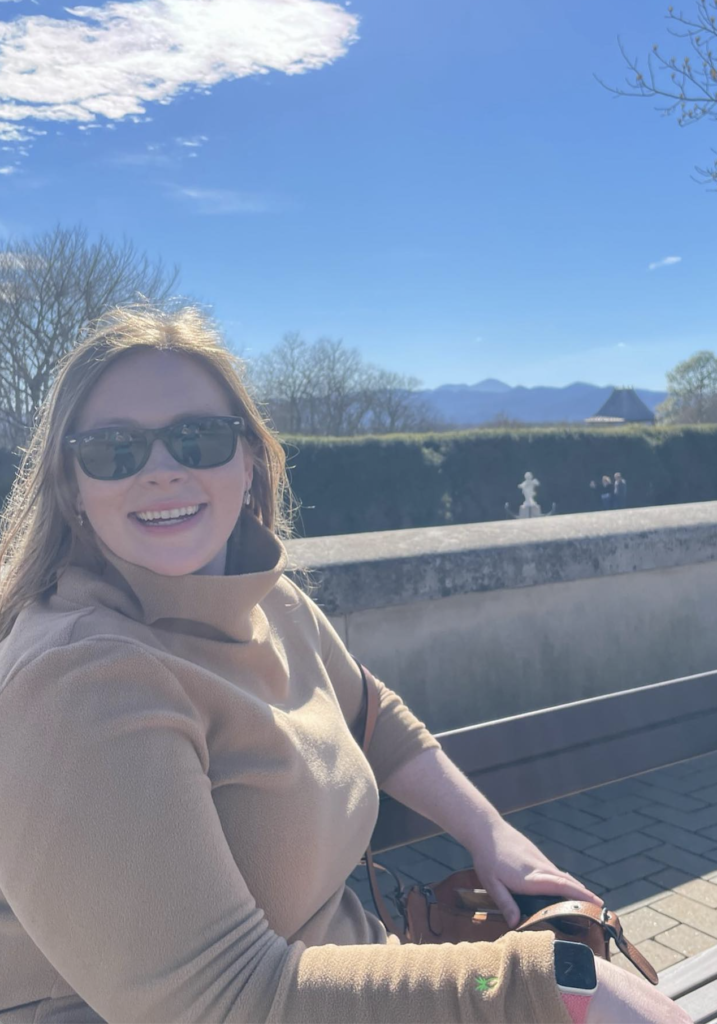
[586,387,655,423]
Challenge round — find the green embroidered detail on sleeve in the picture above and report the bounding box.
[474,975,499,993]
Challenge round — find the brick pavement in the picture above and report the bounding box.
[345,750,717,977]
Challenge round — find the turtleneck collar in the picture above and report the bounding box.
[71,510,288,643]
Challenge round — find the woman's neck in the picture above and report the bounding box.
[192,542,228,577]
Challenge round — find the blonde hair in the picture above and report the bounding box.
[0,303,295,641]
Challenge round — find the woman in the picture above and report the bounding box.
[0,306,687,1023]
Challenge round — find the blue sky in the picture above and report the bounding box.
[0,0,714,391]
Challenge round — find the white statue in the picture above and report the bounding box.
[518,472,540,508]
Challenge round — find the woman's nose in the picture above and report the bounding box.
[140,439,188,483]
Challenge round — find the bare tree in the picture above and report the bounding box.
[250,333,444,436]
[306,337,366,435]
[597,1,717,187]
[359,367,442,434]
[0,225,179,447]
[251,332,316,435]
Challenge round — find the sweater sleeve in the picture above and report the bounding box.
[306,596,442,787]
[0,638,571,1024]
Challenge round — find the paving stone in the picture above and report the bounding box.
[583,831,662,865]
[583,854,666,890]
[609,950,645,978]
[592,779,644,800]
[531,803,603,830]
[589,794,650,817]
[525,837,605,877]
[637,803,717,830]
[662,759,708,778]
[630,938,684,972]
[504,809,542,831]
[656,895,717,938]
[584,811,658,840]
[643,821,717,855]
[660,767,717,796]
[372,845,437,869]
[527,817,600,852]
[691,783,717,805]
[552,792,613,818]
[683,805,717,831]
[656,924,717,957]
[600,879,666,914]
[649,868,703,891]
[409,836,472,870]
[616,905,679,943]
[401,859,457,885]
[624,780,708,813]
[643,844,717,877]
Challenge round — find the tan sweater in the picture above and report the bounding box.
[0,511,570,1024]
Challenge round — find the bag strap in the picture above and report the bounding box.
[517,901,658,985]
[353,658,406,941]
[351,661,657,981]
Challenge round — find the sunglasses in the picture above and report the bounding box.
[65,415,247,481]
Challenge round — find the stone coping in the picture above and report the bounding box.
[284,502,717,616]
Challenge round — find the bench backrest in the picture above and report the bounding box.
[371,668,717,854]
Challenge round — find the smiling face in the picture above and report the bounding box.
[72,349,252,576]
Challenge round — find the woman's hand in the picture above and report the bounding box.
[467,816,602,928]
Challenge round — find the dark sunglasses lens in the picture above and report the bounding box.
[167,419,236,468]
[78,432,147,480]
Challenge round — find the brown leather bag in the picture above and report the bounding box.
[353,659,659,986]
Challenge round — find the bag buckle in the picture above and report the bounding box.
[599,906,619,938]
[418,884,444,937]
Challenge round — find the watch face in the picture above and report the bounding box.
[554,941,597,991]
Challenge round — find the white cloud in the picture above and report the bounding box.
[176,135,208,148]
[648,255,682,271]
[175,186,274,214]
[0,0,359,144]
[0,165,16,174]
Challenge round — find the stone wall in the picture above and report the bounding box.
[284,502,717,732]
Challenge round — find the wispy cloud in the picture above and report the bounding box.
[648,255,682,271]
[0,1,358,150]
[0,165,16,175]
[110,135,208,168]
[174,186,274,215]
[176,135,208,149]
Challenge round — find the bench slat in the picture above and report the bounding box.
[675,977,717,1024]
[372,669,717,852]
[659,946,717,1001]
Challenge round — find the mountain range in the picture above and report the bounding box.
[417,380,668,426]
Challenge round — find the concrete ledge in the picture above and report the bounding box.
[285,502,717,616]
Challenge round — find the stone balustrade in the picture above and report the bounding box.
[285,502,717,732]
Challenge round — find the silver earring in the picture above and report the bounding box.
[243,489,252,507]
[76,511,85,527]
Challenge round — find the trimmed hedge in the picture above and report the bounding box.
[2,426,716,539]
[283,425,717,537]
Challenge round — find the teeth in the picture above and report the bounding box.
[136,505,200,522]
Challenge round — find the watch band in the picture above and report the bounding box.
[559,991,592,1023]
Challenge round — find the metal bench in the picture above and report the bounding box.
[659,947,717,1023]
[369,668,717,1016]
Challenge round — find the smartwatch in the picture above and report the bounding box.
[554,940,598,1024]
